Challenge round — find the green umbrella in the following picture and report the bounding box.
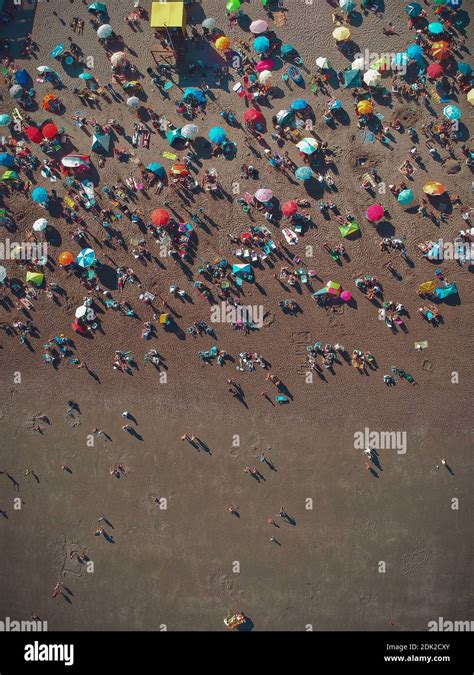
[1,170,18,180]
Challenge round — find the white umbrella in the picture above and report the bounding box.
[110,51,127,67]
[0,265,7,283]
[250,19,268,34]
[363,69,382,86]
[97,24,113,39]
[259,69,273,84]
[352,56,365,70]
[255,188,273,202]
[75,305,87,319]
[181,124,199,139]
[316,57,330,69]
[202,17,216,30]
[127,96,140,108]
[33,218,48,232]
[37,66,53,73]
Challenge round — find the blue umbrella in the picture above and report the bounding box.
[0,153,15,167]
[15,69,30,86]
[443,104,461,120]
[183,88,206,105]
[146,162,165,176]
[290,98,309,111]
[405,2,422,16]
[428,22,444,35]
[77,247,96,268]
[209,126,227,144]
[329,99,343,109]
[457,62,472,76]
[51,43,65,59]
[407,44,424,60]
[295,167,313,181]
[253,36,270,53]
[79,72,94,80]
[32,187,48,203]
[281,44,297,58]
[397,189,414,205]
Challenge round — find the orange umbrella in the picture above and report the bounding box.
[215,36,231,51]
[58,251,74,266]
[431,41,450,60]
[357,100,373,114]
[42,122,58,139]
[170,163,189,176]
[423,181,446,195]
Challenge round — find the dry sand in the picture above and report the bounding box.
[0,0,473,630]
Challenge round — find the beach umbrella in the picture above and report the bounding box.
[392,52,409,69]
[26,271,44,286]
[0,114,11,126]
[406,2,422,16]
[58,251,74,266]
[316,57,331,69]
[250,19,268,34]
[423,181,446,195]
[145,162,165,176]
[50,43,65,59]
[226,0,240,11]
[253,36,270,53]
[33,218,48,232]
[282,200,298,216]
[443,104,461,120]
[0,265,7,283]
[244,108,264,125]
[406,44,424,60]
[202,18,216,30]
[97,24,113,39]
[295,166,313,181]
[254,188,273,203]
[209,126,227,144]
[326,281,342,296]
[370,55,391,71]
[77,247,96,268]
[75,305,88,319]
[432,41,450,60]
[42,93,59,111]
[259,69,273,84]
[181,124,199,140]
[9,85,23,99]
[397,189,414,205]
[110,51,127,67]
[91,131,110,152]
[446,0,461,6]
[418,281,436,294]
[0,153,14,167]
[344,69,361,87]
[170,163,189,176]
[15,69,29,86]
[1,170,18,180]
[332,26,351,41]
[366,203,384,222]
[458,62,472,76]
[166,128,184,145]
[427,63,444,78]
[26,126,43,143]
[42,122,58,140]
[290,98,309,111]
[357,100,373,114]
[352,56,365,70]
[428,21,444,35]
[339,0,355,11]
[79,72,94,81]
[126,96,140,108]
[468,89,474,105]
[363,69,381,86]
[296,138,318,154]
[280,44,297,58]
[88,2,107,13]
[61,154,91,168]
[329,99,343,110]
[276,109,294,127]
[151,209,170,227]
[37,66,53,73]
[183,88,206,105]
[215,36,231,51]
[31,187,48,203]
[256,58,274,72]
[341,290,352,302]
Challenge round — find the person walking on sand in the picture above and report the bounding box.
[181,433,191,442]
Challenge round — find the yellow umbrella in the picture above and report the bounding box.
[215,36,231,50]
[419,281,436,294]
[357,100,373,114]
[423,181,446,196]
[467,89,474,106]
[332,26,351,41]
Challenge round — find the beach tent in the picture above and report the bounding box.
[232,263,254,286]
[150,1,186,32]
[183,88,206,105]
[418,281,436,294]
[166,128,185,145]
[339,220,360,237]
[435,283,458,300]
[26,271,44,286]
[92,131,110,153]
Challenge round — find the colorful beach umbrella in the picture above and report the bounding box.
[458,62,472,76]
[329,99,343,110]
[254,188,273,203]
[9,85,23,99]
[202,18,217,30]
[366,203,385,222]
[26,271,44,286]
[151,209,170,227]
[295,167,313,181]
[1,170,18,181]
[344,69,361,87]
[215,36,231,51]
[332,26,351,41]
[316,57,331,69]
[77,247,96,268]
[181,124,199,139]
[427,63,444,78]
[253,36,270,53]
[432,41,450,60]
[468,89,474,105]
[183,88,206,105]
[110,51,128,67]
[88,2,107,13]
[428,22,444,35]
[363,69,381,86]
[226,0,240,11]
[250,19,268,34]
[423,181,446,195]
[145,162,165,176]
[42,122,58,139]
[443,104,461,120]
[0,153,15,167]
[209,126,227,144]
[280,44,297,58]
[296,138,318,154]
[244,108,264,125]
[282,200,298,216]
[258,69,273,84]
[397,189,415,205]
[58,251,74,266]
[79,72,94,80]
[407,44,424,60]
[31,187,48,203]
[290,98,309,111]
[0,114,11,126]
[26,126,43,143]
[357,100,373,114]
[339,0,355,10]
[126,96,140,108]
[256,58,274,72]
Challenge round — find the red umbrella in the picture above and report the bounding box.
[42,122,59,139]
[244,108,264,124]
[282,200,298,216]
[427,63,444,79]
[366,203,385,222]
[241,232,252,244]
[151,208,170,227]
[25,126,43,144]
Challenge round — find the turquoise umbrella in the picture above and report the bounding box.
[458,62,472,76]
[428,22,444,35]
[253,36,270,53]
[397,189,414,205]
[209,126,227,144]
[443,104,461,120]
[290,98,309,111]
[79,72,94,80]
[32,187,48,203]
[146,162,165,176]
[295,167,313,181]
[407,44,424,60]
[88,2,107,13]
[344,69,361,87]
[167,128,184,145]
[77,247,96,268]
[51,43,65,59]
[281,44,297,58]
[405,2,422,16]
[0,114,11,126]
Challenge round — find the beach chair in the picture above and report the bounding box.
[251,251,258,262]
[259,252,268,262]
[275,395,289,404]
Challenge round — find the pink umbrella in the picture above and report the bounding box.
[341,290,352,302]
[366,203,385,222]
[255,188,273,202]
[256,58,274,72]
